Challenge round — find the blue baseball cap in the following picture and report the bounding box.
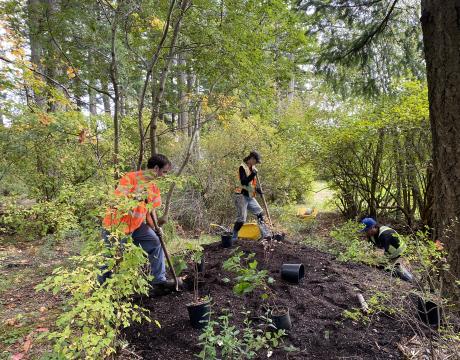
[360,217,377,232]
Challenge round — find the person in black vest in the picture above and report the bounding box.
[232,151,269,241]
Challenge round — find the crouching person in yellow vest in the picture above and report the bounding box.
[360,217,413,282]
[232,151,269,242]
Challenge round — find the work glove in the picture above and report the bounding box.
[256,187,264,195]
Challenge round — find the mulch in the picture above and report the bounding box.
[123,236,414,359]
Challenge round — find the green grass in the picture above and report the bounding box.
[305,180,336,211]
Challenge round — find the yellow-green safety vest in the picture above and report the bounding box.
[379,225,406,259]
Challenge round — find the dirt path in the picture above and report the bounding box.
[124,230,413,359]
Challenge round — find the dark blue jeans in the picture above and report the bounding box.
[98,223,166,284]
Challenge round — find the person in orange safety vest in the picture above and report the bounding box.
[99,154,173,287]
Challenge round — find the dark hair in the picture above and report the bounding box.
[243,150,261,163]
[147,154,171,169]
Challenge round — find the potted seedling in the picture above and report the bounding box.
[186,245,211,329]
[222,250,292,331]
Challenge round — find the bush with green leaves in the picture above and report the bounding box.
[0,195,79,240]
[36,229,152,359]
[222,250,274,297]
[196,310,285,360]
[330,221,385,266]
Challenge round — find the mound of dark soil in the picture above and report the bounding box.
[123,239,412,359]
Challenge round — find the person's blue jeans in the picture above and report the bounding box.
[98,223,166,285]
[232,193,269,240]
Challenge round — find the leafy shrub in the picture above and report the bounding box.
[196,310,285,360]
[222,250,274,297]
[0,195,79,240]
[330,221,384,266]
[36,230,152,359]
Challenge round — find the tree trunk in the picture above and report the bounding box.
[27,0,46,107]
[101,79,112,116]
[178,53,188,132]
[149,0,190,155]
[421,0,460,299]
[369,129,385,218]
[0,92,6,126]
[187,72,195,137]
[88,54,97,115]
[88,84,97,115]
[109,6,121,176]
[287,54,295,102]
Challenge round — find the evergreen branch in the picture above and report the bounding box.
[336,0,400,60]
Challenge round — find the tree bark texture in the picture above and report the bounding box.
[178,53,189,133]
[101,79,112,116]
[421,0,460,298]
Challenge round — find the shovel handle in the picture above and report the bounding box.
[256,174,273,227]
[151,211,179,291]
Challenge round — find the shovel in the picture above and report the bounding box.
[151,211,180,292]
[210,223,231,234]
[255,174,274,237]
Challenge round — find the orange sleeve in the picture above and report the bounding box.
[148,183,162,208]
[115,173,134,196]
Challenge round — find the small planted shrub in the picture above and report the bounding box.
[222,250,274,297]
[196,309,285,360]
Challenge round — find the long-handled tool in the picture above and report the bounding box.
[151,211,180,292]
[256,174,273,228]
[210,223,231,234]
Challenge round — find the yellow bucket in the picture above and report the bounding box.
[238,223,261,240]
[296,207,318,220]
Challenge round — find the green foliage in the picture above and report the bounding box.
[0,111,107,201]
[0,196,78,240]
[301,0,425,96]
[196,310,285,360]
[342,291,396,324]
[222,250,273,297]
[35,231,152,359]
[330,221,385,266]
[402,229,446,272]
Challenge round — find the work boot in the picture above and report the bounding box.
[155,278,183,289]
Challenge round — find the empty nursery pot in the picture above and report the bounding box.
[281,263,305,283]
[417,296,442,327]
[187,300,211,329]
[196,256,205,273]
[221,233,233,248]
[273,232,285,241]
[271,307,292,330]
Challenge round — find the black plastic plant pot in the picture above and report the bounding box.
[417,296,442,327]
[281,263,305,283]
[187,300,211,329]
[274,233,285,241]
[271,307,292,330]
[196,256,205,273]
[221,233,233,248]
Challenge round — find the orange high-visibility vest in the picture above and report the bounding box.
[235,162,257,198]
[103,170,162,234]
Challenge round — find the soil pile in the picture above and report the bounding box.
[124,239,412,359]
